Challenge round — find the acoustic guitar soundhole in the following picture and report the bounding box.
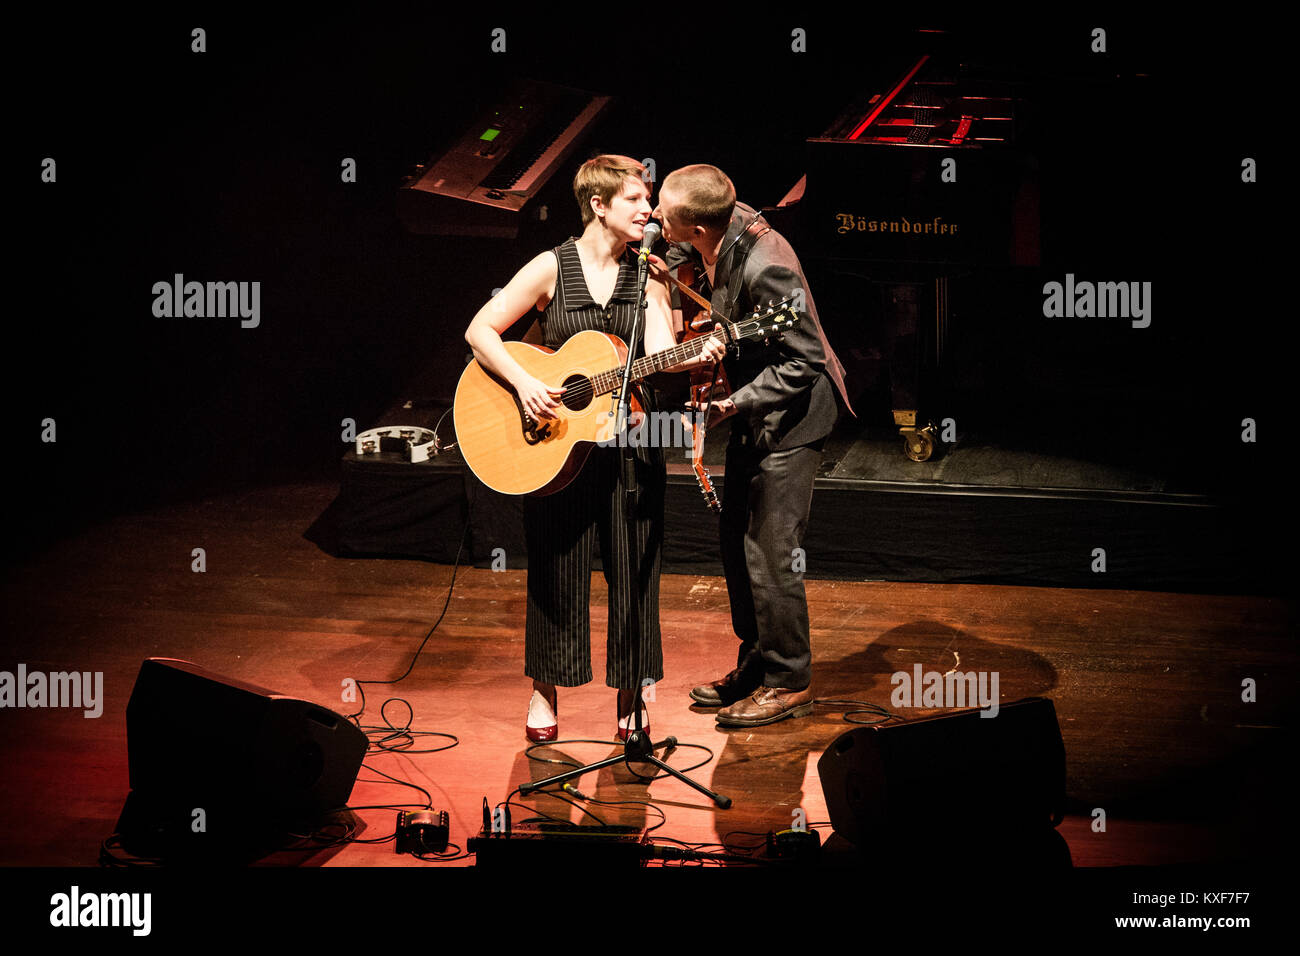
[560,375,594,412]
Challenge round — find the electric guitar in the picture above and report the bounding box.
[455,299,797,496]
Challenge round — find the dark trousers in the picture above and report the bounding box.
[523,443,665,689]
[720,428,822,691]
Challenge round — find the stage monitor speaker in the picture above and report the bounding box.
[125,657,368,822]
[816,696,1065,848]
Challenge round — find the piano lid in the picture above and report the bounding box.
[776,50,1038,270]
[819,54,1021,148]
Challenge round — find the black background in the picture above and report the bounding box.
[12,10,1285,558]
[2,6,1291,931]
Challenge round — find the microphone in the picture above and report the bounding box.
[638,221,662,261]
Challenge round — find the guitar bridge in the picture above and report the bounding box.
[513,394,552,445]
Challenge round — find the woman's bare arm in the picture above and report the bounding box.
[464,252,566,420]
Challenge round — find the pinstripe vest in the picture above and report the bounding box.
[542,238,645,352]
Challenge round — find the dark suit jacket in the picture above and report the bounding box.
[666,202,853,452]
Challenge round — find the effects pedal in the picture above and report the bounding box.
[766,827,821,862]
[396,809,450,854]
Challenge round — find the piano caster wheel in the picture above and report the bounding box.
[901,423,936,462]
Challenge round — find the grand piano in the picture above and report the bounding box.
[767,51,1040,459]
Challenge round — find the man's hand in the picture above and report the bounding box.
[697,323,727,364]
[686,397,738,429]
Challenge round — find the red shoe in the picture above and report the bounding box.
[616,708,650,742]
[525,690,557,742]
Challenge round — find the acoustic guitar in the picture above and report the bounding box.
[455,300,797,496]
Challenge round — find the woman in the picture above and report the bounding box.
[464,154,722,741]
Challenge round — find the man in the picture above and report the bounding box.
[653,164,853,727]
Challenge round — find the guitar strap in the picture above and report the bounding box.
[708,210,771,325]
[654,257,716,319]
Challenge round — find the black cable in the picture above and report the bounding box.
[645,837,772,867]
[344,496,474,734]
[322,500,474,862]
[430,406,457,454]
[278,817,363,850]
[645,837,717,867]
[357,697,458,755]
[567,794,668,835]
[814,697,903,725]
[721,829,770,855]
[413,842,472,863]
[351,762,434,811]
[504,795,606,828]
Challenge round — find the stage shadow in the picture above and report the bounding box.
[818,618,1060,706]
[702,619,1065,870]
[110,792,358,867]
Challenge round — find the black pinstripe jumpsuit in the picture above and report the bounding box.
[523,238,666,689]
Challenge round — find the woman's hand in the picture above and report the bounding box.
[514,374,566,421]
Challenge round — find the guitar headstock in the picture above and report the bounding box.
[734,296,800,345]
[695,465,721,514]
[692,427,722,514]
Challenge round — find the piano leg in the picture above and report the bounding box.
[884,282,939,461]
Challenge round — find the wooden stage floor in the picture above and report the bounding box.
[1,481,1294,874]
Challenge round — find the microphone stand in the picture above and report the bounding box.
[521,231,731,810]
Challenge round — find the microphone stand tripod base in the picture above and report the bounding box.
[519,723,732,810]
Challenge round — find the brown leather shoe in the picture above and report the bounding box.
[690,667,761,707]
[715,686,814,727]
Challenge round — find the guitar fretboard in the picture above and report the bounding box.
[587,314,775,398]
